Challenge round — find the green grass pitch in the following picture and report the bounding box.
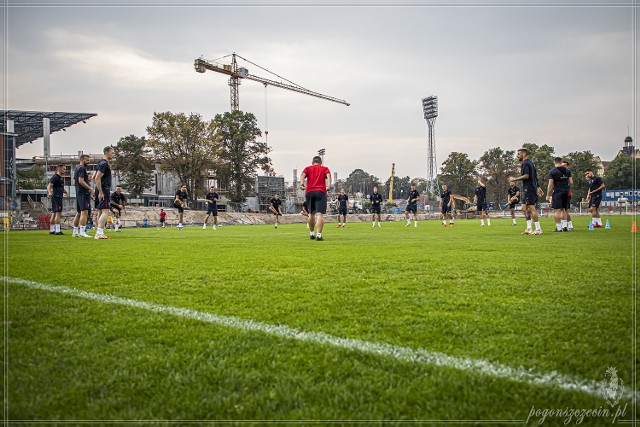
[2,215,636,422]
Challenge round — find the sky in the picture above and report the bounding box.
[4,0,636,183]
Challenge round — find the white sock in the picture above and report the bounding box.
[526,220,532,230]
[317,233,322,238]
[97,227,104,235]
[487,218,491,225]
[310,231,315,237]
[407,219,410,224]
[55,224,60,233]
[481,219,485,225]
[377,222,380,226]
[556,223,562,231]
[117,219,121,225]
[80,226,86,235]
[561,220,567,228]
[372,221,375,226]
[535,221,541,231]
[50,225,55,232]
[512,218,517,224]
[442,220,446,225]
[597,218,603,225]
[450,220,454,224]
[414,221,417,226]
[213,225,217,229]
[73,226,78,235]
[178,223,182,227]
[568,221,573,228]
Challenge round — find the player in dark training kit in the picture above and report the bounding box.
[93,146,115,239]
[561,160,574,230]
[269,193,283,229]
[174,184,188,229]
[47,164,68,235]
[203,186,219,230]
[440,184,454,227]
[546,157,573,232]
[507,181,520,226]
[585,169,606,228]
[474,179,490,226]
[370,187,383,228]
[336,189,349,228]
[72,154,93,238]
[405,184,420,227]
[510,148,543,235]
[110,186,126,232]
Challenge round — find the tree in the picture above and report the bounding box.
[521,142,555,181]
[439,152,478,198]
[214,110,271,204]
[16,165,46,189]
[112,134,155,198]
[384,175,412,199]
[561,151,601,202]
[345,169,380,196]
[146,112,220,201]
[478,147,517,204]
[604,154,638,190]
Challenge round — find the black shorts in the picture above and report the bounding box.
[441,204,452,214]
[508,198,520,209]
[160,218,166,223]
[476,202,487,212]
[524,191,538,206]
[552,189,570,210]
[338,207,347,215]
[177,206,184,214]
[406,204,417,214]
[305,191,327,214]
[76,193,91,212]
[51,197,63,213]
[207,204,218,216]
[589,194,602,209]
[272,210,282,216]
[111,206,122,216]
[371,204,381,214]
[95,190,110,210]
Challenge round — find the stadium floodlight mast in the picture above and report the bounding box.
[422,96,438,198]
[318,148,326,164]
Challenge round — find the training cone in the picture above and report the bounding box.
[632,221,638,233]
[589,222,594,231]
[605,219,611,229]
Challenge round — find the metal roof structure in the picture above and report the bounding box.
[0,110,97,147]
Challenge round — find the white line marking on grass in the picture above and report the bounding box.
[7,276,638,402]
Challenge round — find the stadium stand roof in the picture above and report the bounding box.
[0,110,97,147]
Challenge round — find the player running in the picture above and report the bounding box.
[93,146,115,240]
[585,169,606,228]
[405,184,420,227]
[509,147,543,235]
[110,186,126,232]
[269,193,284,229]
[203,186,219,230]
[370,187,383,227]
[174,184,188,229]
[546,157,573,232]
[507,181,520,226]
[300,155,332,241]
[440,184,454,227]
[47,163,68,235]
[72,154,93,238]
[336,189,349,228]
[474,179,490,226]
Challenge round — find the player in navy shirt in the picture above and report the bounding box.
[269,193,283,229]
[47,164,68,235]
[474,179,490,226]
[561,160,574,230]
[510,148,543,235]
[440,184,454,227]
[72,154,93,238]
[174,184,188,229]
[507,181,520,226]
[336,189,349,228]
[369,187,383,227]
[405,184,420,227]
[93,146,115,239]
[586,169,606,228]
[110,186,127,232]
[546,157,573,232]
[203,186,219,230]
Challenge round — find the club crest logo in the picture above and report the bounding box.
[601,367,624,407]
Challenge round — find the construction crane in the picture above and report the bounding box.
[388,163,395,205]
[194,53,350,111]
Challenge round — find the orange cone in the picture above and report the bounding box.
[632,221,638,233]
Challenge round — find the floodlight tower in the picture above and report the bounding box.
[422,96,438,197]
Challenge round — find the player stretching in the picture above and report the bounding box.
[336,189,349,228]
[561,160,574,230]
[507,181,520,226]
[269,193,283,229]
[203,186,219,230]
[93,146,115,240]
[110,186,126,232]
[440,184,454,227]
[174,184,188,229]
[474,179,490,226]
[300,155,332,241]
[585,169,606,228]
[404,184,420,227]
[47,164,68,235]
[510,147,543,235]
[72,155,93,238]
[546,157,572,232]
[370,187,383,227]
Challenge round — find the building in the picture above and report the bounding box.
[256,175,285,212]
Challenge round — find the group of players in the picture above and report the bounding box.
[46,147,606,240]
